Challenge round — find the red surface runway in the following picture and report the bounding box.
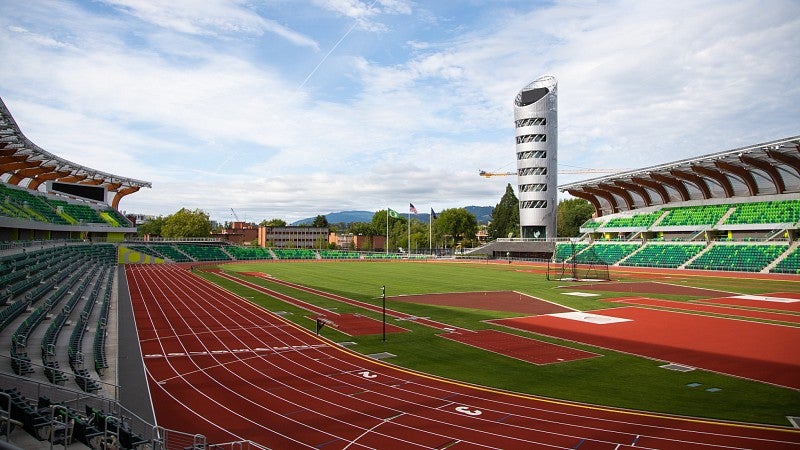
[491,306,800,389]
[127,265,800,449]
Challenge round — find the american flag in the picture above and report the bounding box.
[409,203,418,214]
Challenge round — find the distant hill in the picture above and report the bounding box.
[292,206,494,226]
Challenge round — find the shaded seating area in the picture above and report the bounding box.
[659,204,730,227]
[724,200,800,225]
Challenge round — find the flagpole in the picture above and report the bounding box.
[429,212,432,254]
[407,209,411,255]
[386,208,389,254]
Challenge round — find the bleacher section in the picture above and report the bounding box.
[724,200,800,226]
[686,243,788,272]
[319,250,360,259]
[620,243,705,268]
[581,200,800,239]
[659,205,730,227]
[603,211,662,229]
[0,184,69,224]
[0,183,132,230]
[272,248,316,260]
[226,246,274,260]
[175,244,230,261]
[552,242,589,262]
[150,245,191,262]
[772,246,800,274]
[579,242,639,264]
[1,244,115,398]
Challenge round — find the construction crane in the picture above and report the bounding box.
[230,208,240,222]
[479,168,628,178]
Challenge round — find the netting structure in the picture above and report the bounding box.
[546,241,610,281]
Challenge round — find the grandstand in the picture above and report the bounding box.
[1,89,799,449]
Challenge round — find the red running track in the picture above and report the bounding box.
[127,265,800,449]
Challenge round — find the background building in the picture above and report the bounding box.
[514,75,558,239]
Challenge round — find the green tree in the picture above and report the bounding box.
[487,183,520,239]
[137,216,166,237]
[372,210,407,251]
[260,218,286,227]
[435,208,478,248]
[311,215,329,228]
[557,198,594,237]
[348,222,376,236]
[161,208,212,238]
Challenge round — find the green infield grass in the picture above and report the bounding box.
[198,260,800,426]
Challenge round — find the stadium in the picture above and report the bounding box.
[0,87,799,450]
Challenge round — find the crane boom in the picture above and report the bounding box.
[479,168,628,177]
[230,208,240,221]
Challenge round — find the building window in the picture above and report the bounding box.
[517,150,547,160]
[515,118,546,127]
[515,134,547,144]
[520,200,548,209]
[519,183,547,192]
[518,167,547,176]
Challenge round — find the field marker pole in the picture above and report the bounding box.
[381,285,386,342]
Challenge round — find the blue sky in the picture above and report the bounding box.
[0,0,798,223]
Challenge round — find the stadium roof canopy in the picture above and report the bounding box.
[559,136,800,216]
[0,96,151,209]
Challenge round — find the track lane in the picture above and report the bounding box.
[128,265,800,449]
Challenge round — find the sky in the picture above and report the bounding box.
[0,0,798,224]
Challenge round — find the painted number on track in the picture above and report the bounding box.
[358,371,377,379]
[455,406,482,416]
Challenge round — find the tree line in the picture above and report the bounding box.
[136,184,594,247]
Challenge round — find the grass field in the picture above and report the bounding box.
[200,260,800,426]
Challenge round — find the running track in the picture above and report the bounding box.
[127,265,800,449]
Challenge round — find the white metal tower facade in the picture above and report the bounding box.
[514,75,557,239]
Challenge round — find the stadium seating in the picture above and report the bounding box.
[724,200,800,225]
[619,243,706,268]
[319,250,361,259]
[603,211,662,229]
[226,246,274,260]
[0,184,68,224]
[659,204,731,227]
[175,244,231,261]
[150,245,192,262]
[771,245,800,274]
[578,242,640,264]
[686,243,787,272]
[552,242,589,262]
[272,248,317,260]
[580,219,602,229]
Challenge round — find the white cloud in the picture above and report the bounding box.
[101,0,319,49]
[1,0,798,223]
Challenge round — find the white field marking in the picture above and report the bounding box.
[732,294,800,304]
[548,311,632,324]
[561,292,600,297]
[143,344,327,359]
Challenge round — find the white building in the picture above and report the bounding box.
[514,75,558,239]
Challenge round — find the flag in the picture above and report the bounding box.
[409,203,418,214]
[430,208,437,220]
[388,208,400,218]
